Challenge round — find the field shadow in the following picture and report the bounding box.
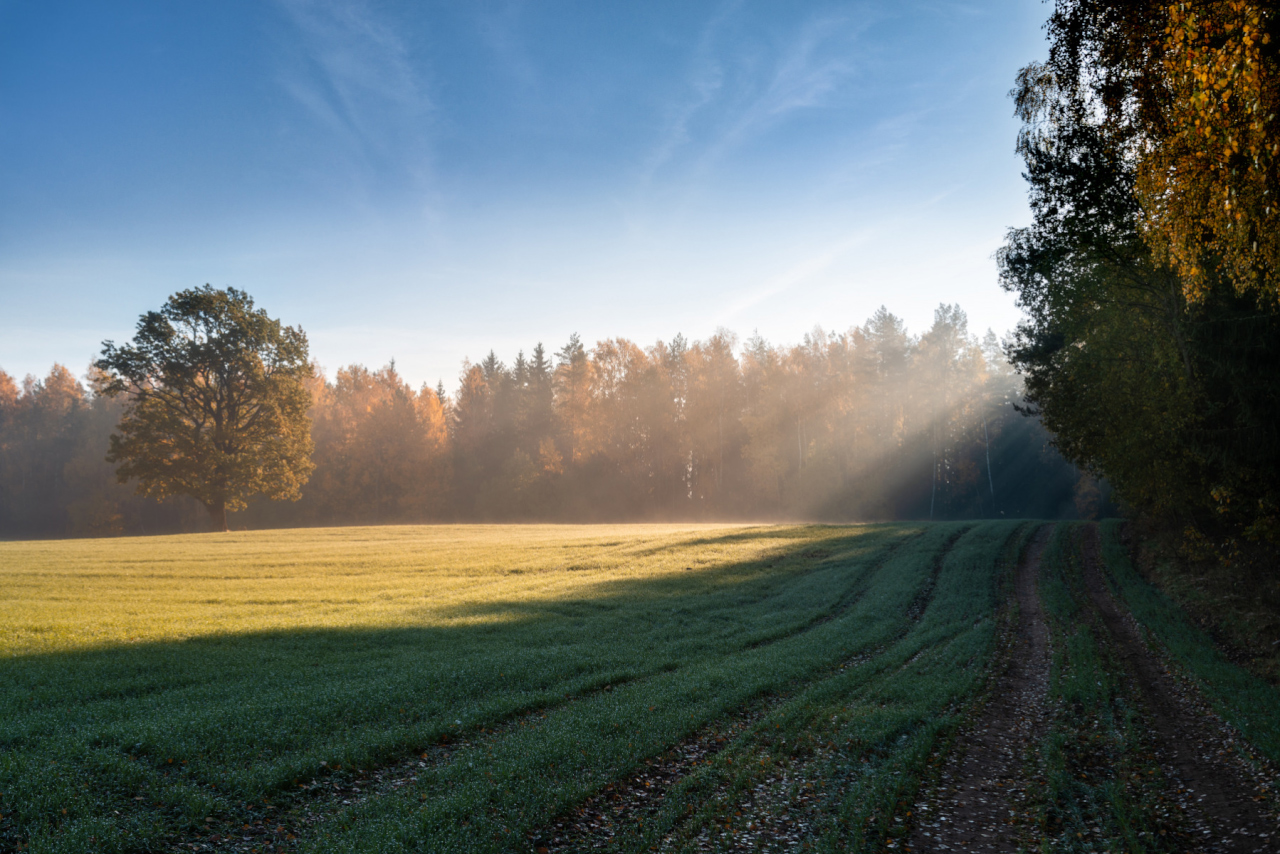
[0,522,987,854]
[0,526,908,727]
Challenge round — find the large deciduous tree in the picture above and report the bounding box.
[96,286,314,532]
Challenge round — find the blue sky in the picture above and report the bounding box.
[0,0,1049,391]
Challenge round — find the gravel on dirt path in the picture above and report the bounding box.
[900,524,1053,853]
[1078,524,1279,854]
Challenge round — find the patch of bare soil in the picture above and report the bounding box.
[901,524,1053,853]
[1078,525,1279,854]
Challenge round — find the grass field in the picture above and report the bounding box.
[1,521,1275,853]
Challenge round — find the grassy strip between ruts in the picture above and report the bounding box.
[296,521,1029,853]
[621,519,1038,854]
[1098,519,1280,763]
[1032,524,1183,853]
[2,524,918,854]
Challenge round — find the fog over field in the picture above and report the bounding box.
[3,2,1280,852]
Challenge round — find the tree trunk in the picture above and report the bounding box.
[930,452,938,522]
[983,415,995,501]
[207,501,229,533]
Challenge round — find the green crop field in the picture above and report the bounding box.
[1,522,1275,854]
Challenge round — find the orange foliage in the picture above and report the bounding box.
[1138,0,1280,302]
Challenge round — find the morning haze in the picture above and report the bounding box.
[3,2,1279,853]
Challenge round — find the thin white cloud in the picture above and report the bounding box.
[274,0,432,181]
[639,0,739,182]
[714,13,863,149]
[644,7,877,183]
[717,228,880,323]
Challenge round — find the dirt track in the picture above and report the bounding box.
[905,523,1278,854]
[903,524,1052,852]
[1078,525,1279,854]
[148,523,1280,853]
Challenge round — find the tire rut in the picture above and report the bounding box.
[902,523,1053,853]
[159,534,920,853]
[531,698,776,853]
[1077,523,1279,854]
[535,527,971,853]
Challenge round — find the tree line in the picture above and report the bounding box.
[0,303,1090,537]
[1001,0,1280,558]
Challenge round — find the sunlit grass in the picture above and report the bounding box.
[2,522,934,853]
[1,523,816,654]
[7,522,1261,854]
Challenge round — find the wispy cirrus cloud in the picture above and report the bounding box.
[273,0,432,184]
[713,13,865,150]
[643,6,876,182]
[717,227,880,324]
[639,0,738,182]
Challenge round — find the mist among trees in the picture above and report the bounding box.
[0,304,1097,537]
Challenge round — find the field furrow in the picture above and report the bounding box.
[156,524,930,852]
[3,521,1278,854]
[1024,523,1280,853]
[0,524,909,853]
[293,524,974,853]
[577,521,1032,854]
[526,524,973,853]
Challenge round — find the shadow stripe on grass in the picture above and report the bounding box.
[530,526,959,852]
[289,524,978,854]
[4,527,918,854]
[144,527,923,854]
[635,521,1033,854]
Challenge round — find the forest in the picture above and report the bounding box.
[0,304,1090,537]
[998,0,1280,562]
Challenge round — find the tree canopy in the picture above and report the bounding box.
[95,286,314,532]
[1001,0,1280,550]
[2,305,1090,536]
[1040,0,1280,305]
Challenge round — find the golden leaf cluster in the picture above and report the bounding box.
[1137,0,1279,303]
